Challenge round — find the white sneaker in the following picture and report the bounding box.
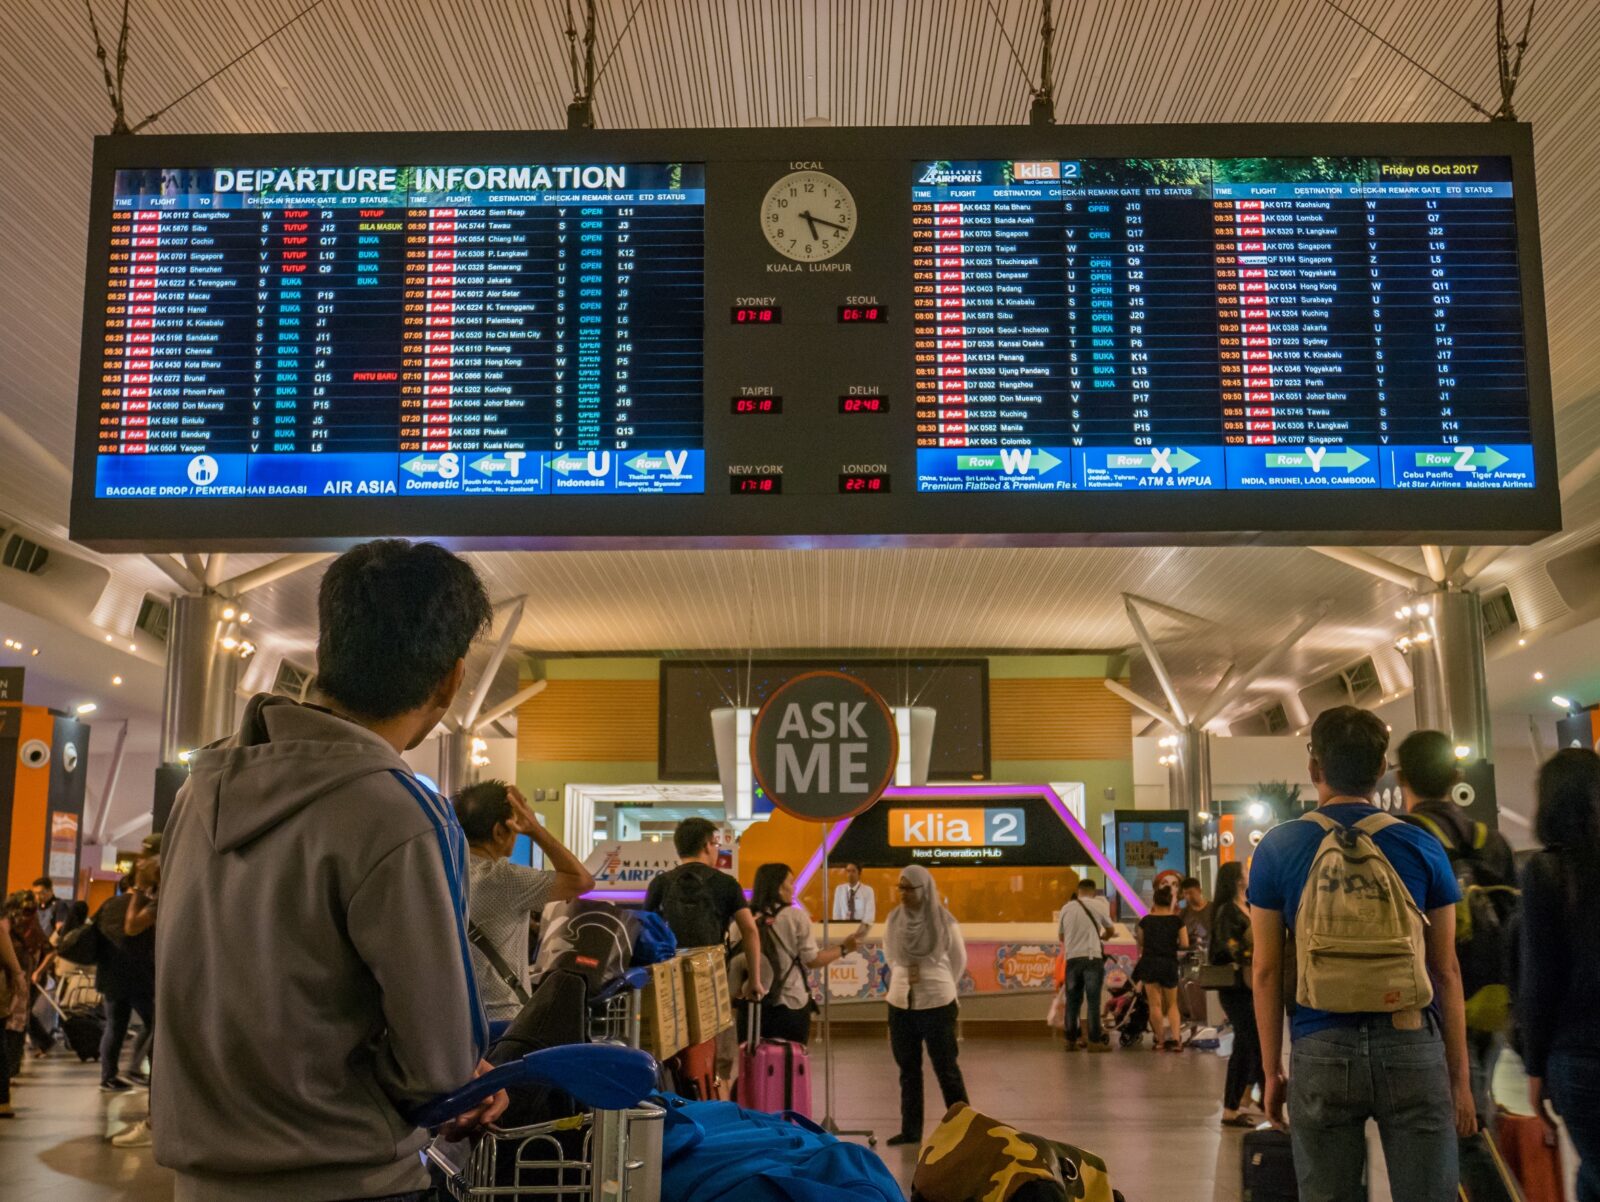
[110,1118,153,1148]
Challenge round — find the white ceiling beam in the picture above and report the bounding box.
[1120,592,1215,630]
[1123,594,1189,725]
[1192,603,1329,729]
[91,719,130,845]
[1103,677,1178,730]
[1560,444,1600,498]
[204,553,229,588]
[145,553,203,594]
[1308,546,1431,593]
[109,812,154,845]
[217,552,334,598]
[182,553,208,583]
[1420,545,1447,584]
[0,413,71,487]
[1454,545,1510,587]
[474,678,548,731]
[1443,546,1469,577]
[458,597,527,731]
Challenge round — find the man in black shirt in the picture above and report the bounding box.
[95,862,157,1094]
[1398,728,1516,1195]
[645,818,763,1090]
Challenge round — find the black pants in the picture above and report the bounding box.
[887,1001,967,1136]
[4,1028,23,1077]
[760,1002,812,1046]
[1219,987,1264,1112]
[101,992,154,1086]
[0,1028,20,1103]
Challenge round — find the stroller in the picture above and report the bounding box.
[1101,977,1150,1049]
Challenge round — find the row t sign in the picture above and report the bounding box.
[750,671,899,823]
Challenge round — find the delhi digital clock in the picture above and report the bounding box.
[760,170,856,262]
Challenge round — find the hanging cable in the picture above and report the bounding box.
[83,0,131,133]
[1493,0,1536,120]
[1311,0,1492,118]
[980,0,1035,89]
[123,0,335,133]
[592,0,651,89]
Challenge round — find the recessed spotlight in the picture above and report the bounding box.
[239,611,252,624]
[128,643,138,652]
[105,634,114,643]
[1553,696,1573,710]
[1534,671,1545,681]
[75,702,97,715]
[221,606,237,620]
[220,636,238,650]
[1518,638,1527,646]
[30,648,38,656]
[112,675,123,686]
[1455,745,1472,759]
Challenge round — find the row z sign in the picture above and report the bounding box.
[750,671,898,823]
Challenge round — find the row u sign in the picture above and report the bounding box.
[750,671,899,823]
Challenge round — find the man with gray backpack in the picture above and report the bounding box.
[1249,706,1476,1202]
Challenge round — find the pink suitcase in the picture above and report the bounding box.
[735,1006,812,1117]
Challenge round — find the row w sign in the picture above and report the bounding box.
[751,671,898,823]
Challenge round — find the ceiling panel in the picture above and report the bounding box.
[2,0,1598,731]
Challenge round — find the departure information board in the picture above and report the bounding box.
[94,163,704,498]
[910,157,1530,492]
[72,126,1556,550]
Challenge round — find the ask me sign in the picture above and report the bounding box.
[751,671,899,823]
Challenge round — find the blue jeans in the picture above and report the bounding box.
[1288,1020,1458,1202]
[1548,1049,1600,1202]
[1064,957,1105,1043]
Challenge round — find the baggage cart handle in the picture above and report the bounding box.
[411,1044,658,1130]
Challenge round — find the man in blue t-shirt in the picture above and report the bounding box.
[1248,706,1474,1202]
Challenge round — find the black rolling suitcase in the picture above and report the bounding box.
[62,1007,105,1061]
[1242,1127,1298,1201]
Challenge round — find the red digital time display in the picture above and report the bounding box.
[729,474,782,494]
[838,305,887,323]
[731,306,781,324]
[731,396,783,415]
[839,473,891,493]
[838,396,889,414]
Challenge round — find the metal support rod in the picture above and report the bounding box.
[204,552,228,588]
[1120,592,1214,630]
[1123,595,1189,725]
[182,553,208,585]
[1308,545,1431,592]
[217,551,333,598]
[458,597,526,731]
[109,812,154,844]
[1444,546,1470,578]
[145,553,204,595]
[1560,443,1600,499]
[92,719,130,845]
[474,678,547,731]
[816,823,876,1146]
[1103,678,1178,730]
[1454,545,1510,587]
[1421,545,1448,583]
[1192,604,1329,728]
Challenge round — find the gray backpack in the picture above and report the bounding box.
[1294,811,1432,1014]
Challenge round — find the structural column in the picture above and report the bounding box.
[1401,588,1498,824]
[1165,725,1213,822]
[159,593,242,762]
[436,729,474,800]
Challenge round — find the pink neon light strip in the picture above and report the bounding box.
[790,783,1149,918]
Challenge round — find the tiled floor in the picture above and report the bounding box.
[0,1030,1558,1200]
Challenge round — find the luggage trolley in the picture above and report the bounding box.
[587,967,649,1049]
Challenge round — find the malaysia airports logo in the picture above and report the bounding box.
[917,164,985,186]
[186,455,220,487]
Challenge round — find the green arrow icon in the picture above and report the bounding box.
[550,454,587,476]
[1264,447,1370,473]
[401,455,440,476]
[954,449,1063,475]
[1411,446,1510,472]
[626,453,669,473]
[1100,448,1202,473]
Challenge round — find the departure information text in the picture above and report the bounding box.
[94,163,705,498]
[912,157,1531,492]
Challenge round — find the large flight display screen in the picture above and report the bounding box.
[72,126,1556,549]
[94,162,704,499]
[910,156,1529,493]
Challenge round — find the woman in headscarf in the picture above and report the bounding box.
[883,864,969,1148]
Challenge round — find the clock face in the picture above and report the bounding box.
[760,170,856,262]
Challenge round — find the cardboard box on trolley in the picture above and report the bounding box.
[638,958,689,1059]
[677,946,734,1045]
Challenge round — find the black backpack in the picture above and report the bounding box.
[755,910,813,1010]
[656,865,728,950]
[1412,811,1519,1033]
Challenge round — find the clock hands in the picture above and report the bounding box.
[798,209,849,237]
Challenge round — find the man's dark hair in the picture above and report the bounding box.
[1396,729,1458,801]
[32,877,51,890]
[316,540,492,720]
[1180,876,1201,892]
[843,861,862,872]
[453,779,513,845]
[674,816,719,859]
[1310,705,1391,797]
[1076,878,1098,894]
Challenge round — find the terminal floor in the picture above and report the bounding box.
[0,1031,1559,1201]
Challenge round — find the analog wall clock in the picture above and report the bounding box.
[760,169,856,262]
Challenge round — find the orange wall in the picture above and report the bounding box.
[517,679,658,762]
[991,677,1133,761]
[737,808,1079,924]
[5,706,54,896]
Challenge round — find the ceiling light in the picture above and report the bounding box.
[1197,810,1211,822]
[1248,802,1268,822]
[220,636,238,650]
[239,611,252,624]
[128,642,138,652]
[112,675,123,686]
[178,750,192,764]
[221,607,237,620]
[75,702,97,715]
[1400,605,1413,618]
[1518,637,1527,646]
[1534,671,1545,681]
[105,634,114,643]
[1553,696,1574,710]
[30,648,38,656]
[1455,745,1472,759]
[1416,602,1432,616]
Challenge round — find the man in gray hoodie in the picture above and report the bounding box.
[153,539,502,1201]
